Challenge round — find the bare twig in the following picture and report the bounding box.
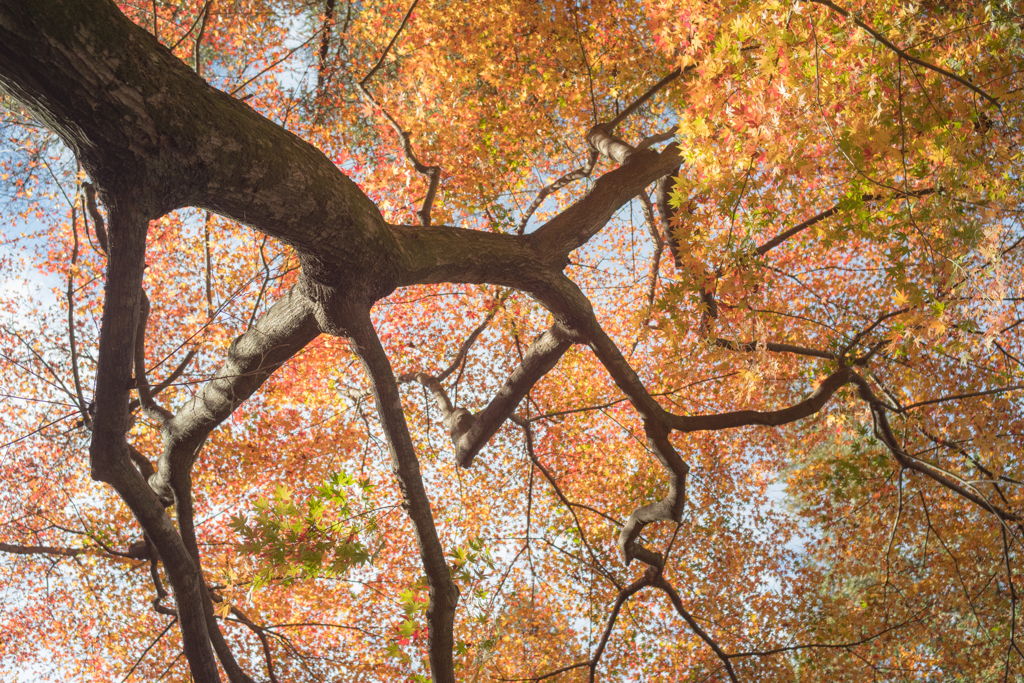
[757,189,935,256]
[121,619,178,683]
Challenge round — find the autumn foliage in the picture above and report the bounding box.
[0,0,1022,681]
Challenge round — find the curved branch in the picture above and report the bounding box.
[516,152,598,236]
[618,420,689,567]
[850,373,1020,522]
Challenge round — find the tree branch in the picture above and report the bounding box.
[452,324,575,467]
[345,303,460,683]
[809,0,998,107]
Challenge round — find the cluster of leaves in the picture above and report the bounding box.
[229,472,377,588]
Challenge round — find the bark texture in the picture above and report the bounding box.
[0,1,876,680]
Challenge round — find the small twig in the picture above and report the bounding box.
[756,189,934,256]
[606,67,688,132]
[120,618,178,683]
[520,420,622,590]
[516,152,598,235]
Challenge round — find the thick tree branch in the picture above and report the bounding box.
[454,325,575,467]
[618,420,689,567]
[82,197,222,683]
[150,285,320,499]
[345,303,460,683]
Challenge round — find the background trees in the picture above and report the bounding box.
[0,0,1021,680]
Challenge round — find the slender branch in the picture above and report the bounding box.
[516,152,598,235]
[520,420,622,590]
[712,337,836,361]
[346,303,459,683]
[899,384,1024,412]
[655,169,682,267]
[809,0,999,107]
[357,0,440,226]
[638,191,664,322]
[315,0,337,98]
[192,0,211,78]
[726,607,929,658]
[436,293,507,382]
[0,541,86,557]
[134,289,175,424]
[588,571,652,682]
[203,211,214,318]
[225,605,281,683]
[121,619,178,683]
[359,0,418,85]
[66,200,90,427]
[757,189,935,256]
[652,575,740,683]
[607,67,687,131]
[82,182,108,256]
[851,373,1020,521]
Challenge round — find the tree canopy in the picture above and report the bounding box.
[0,0,1022,680]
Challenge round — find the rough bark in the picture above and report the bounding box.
[0,1,870,681]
